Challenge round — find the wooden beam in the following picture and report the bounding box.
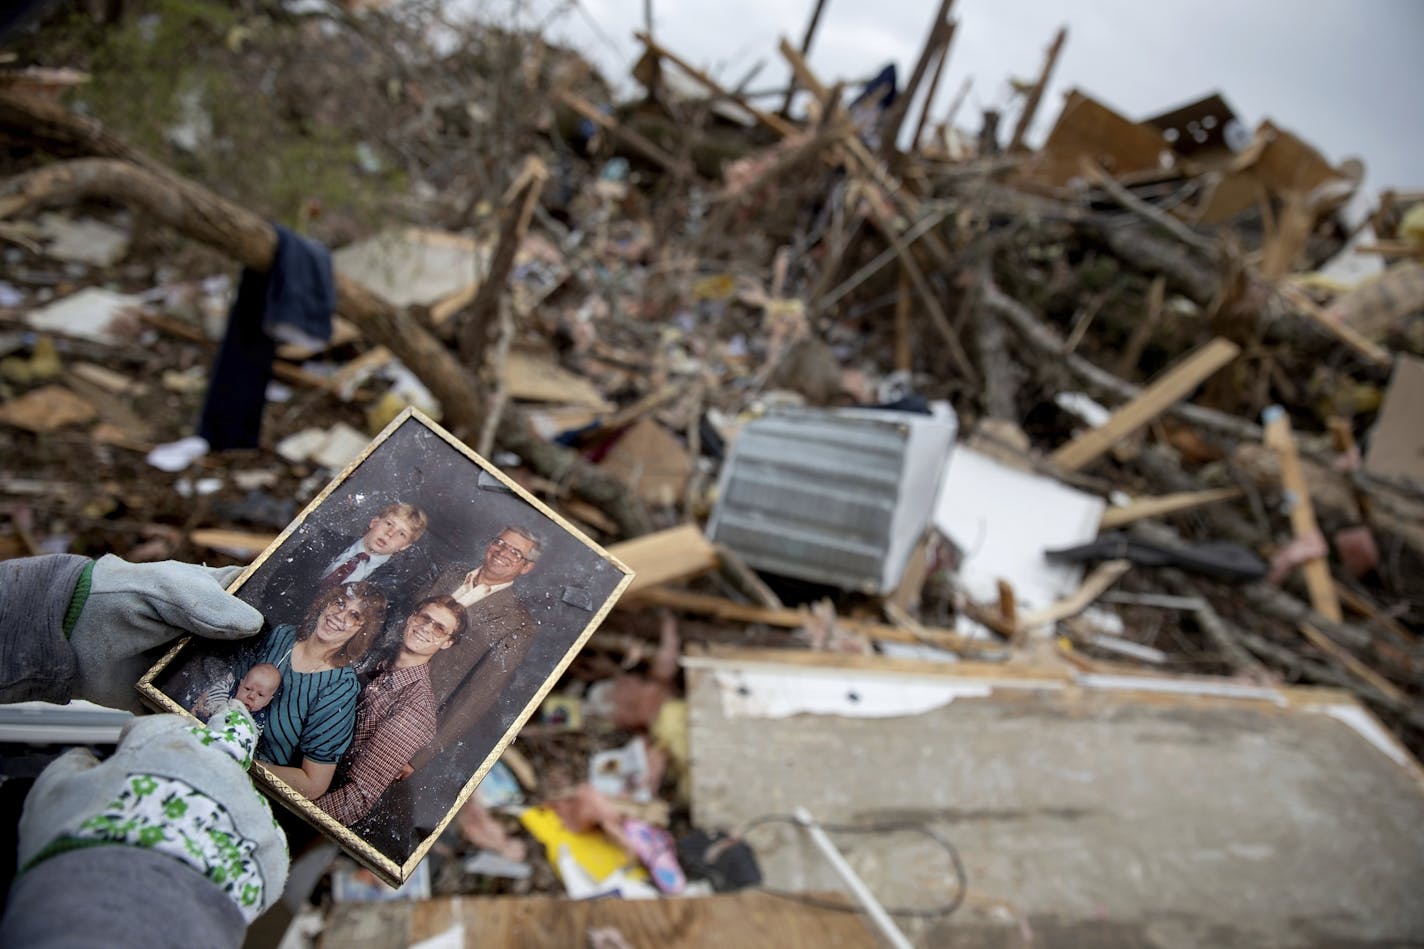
[1115,274,1165,378]
[779,0,831,115]
[458,155,549,366]
[189,529,277,558]
[879,0,955,156]
[627,586,1003,655]
[553,89,690,176]
[635,32,799,138]
[1299,622,1408,706]
[1050,337,1241,472]
[1277,282,1393,370]
[1354,241,1424,259]
[893,266,912,371]
[1262,405,1342,622]
[1099,487,1243,529]
[1007,25,1067,152]
[911,20,956,150]
[864,201,977,383]
[778,35,831,105]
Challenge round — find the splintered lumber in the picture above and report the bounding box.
[459,155,549,365]
[1277,283,1393,370]
[1050,337,1241,472]
[189,529,277,558]
[553,89,689,175]
[1007,26,1067,152]
[1116,274,1166,377]
[1099,487,1243,529]
[1262,405,1342,622]
[778,0,830,115]
[879,0,956,156]
[1157,570,1272,680]
[779,36,830,104]
[607,524,718,595]
[893,267,912,371]
[910,19,956,149]
[628,587,1002,655]
[1299,622,1410,707]
[1081,158,1219,258]
[863,201,976,382]
[982,281,1264,444]
[635,31,797,138]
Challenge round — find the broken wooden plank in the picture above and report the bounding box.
[553,89,691,176]
[459,155,549,366]
[189,529,277,559]
[863,201,977,383]
[1277,283,1393,370]
[607,523,719,595]
[1099,487,1243,529]
[1008,25,1068,153]
[910,19,956,150]
[778,0,830,114]
[1299,622,1409,707]
[637,32,798,138]
[1262,405,1341,623]
[630,586,1004,655]
[879,0,955,156]
[1050,337,1240,472]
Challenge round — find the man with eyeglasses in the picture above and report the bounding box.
[315,595,467,826]
[407,525,545,773]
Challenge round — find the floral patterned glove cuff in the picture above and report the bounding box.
[17,705,288,922]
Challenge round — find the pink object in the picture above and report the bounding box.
[1267,531,1328,586]
[1332,525,1380,579]
[622,818,686,894]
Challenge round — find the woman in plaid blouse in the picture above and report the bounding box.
[315,595,468,825]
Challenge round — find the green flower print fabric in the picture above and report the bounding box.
[16,700,288,921]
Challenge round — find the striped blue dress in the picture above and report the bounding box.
[253,624,359,766]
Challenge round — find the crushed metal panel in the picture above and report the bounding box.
[706,406,956,594]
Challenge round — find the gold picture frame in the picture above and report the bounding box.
[139,407,633,887]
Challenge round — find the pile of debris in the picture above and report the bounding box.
[2,2,1423,942]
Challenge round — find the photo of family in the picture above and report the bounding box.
[139,409,633,885]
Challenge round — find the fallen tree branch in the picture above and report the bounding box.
[0,156,652,537]
[0,157,486,437]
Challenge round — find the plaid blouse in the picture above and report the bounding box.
[316,663,437,825]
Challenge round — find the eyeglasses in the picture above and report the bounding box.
[410,610,455,638]
[489,536,533,563]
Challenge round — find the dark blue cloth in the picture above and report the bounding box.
[199,225,334,450]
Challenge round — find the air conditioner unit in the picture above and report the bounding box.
[706,405,957,594]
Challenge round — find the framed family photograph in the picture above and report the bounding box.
[139,408,634,886]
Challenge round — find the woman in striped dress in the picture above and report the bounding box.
[253,581,387,798]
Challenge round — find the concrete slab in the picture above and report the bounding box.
[687,651,1424,948]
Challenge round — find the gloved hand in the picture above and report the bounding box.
[18,701,289,921]
[71,555,264,712]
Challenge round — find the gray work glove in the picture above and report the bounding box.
[18,701,289,921]
[71,555,264,712]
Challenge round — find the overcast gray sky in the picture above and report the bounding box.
[521,0,1422,211]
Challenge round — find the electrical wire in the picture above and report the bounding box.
[735,813,968,918]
